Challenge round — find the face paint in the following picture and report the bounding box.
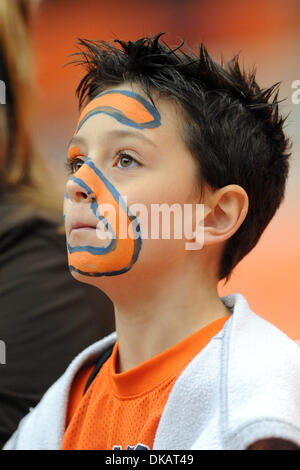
[74,89,161,134]
[65,88,161,277]
[68,145,81,160]
[66,157,141,276]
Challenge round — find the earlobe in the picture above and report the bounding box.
[200,184,249,246]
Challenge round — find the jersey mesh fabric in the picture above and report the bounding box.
[61,315,230,450]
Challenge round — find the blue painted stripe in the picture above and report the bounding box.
[67,238,116,254]
[69,264,134,277]
[69,176,93,195]
[85,157,128,212]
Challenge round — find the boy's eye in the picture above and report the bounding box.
[115,153,139,169]
[65,157,85,174]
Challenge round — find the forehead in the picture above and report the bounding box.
[72,83,186,148]
[75,88,161,134]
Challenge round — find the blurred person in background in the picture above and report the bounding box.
[0,0,114,448]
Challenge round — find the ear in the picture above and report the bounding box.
[196,184,249,246]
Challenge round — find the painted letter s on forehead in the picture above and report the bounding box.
[74,89,161,133]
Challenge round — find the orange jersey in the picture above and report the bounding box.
[62,315,230,450]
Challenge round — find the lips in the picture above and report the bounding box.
[72,222,96,230]
[70,218,98,234]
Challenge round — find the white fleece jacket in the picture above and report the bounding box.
[3,293,300,450]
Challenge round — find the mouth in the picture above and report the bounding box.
[70,221,98,234]
[68,218,113,250]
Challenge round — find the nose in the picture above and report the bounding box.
[65,178,95,203]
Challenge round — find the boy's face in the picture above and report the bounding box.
[64,82,200,288]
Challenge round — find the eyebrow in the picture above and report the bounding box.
[67,135,86,150]
[67,129,157,150]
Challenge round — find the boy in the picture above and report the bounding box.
[3,33,300,450]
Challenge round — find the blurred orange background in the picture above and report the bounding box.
[29,0,300,338]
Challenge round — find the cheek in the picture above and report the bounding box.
[63,194,71,227]
[125,174,196,235]
[64,164,142,278]
[124,169,199,258]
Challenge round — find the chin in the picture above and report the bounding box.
[69,270,94,284]
[68,266,123,293]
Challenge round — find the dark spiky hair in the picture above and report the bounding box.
[66,32,291,282]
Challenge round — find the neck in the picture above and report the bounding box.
[112,262,230,373]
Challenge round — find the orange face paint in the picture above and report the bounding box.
[68,146,81,160]
[66,157,141,277]
[65,89,161,277]
[74,89,161,134]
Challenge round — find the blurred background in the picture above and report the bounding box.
[29,0,299,338]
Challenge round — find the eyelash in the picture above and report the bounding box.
[64,158,81,175]
[114,152,140,170]
[64,152,140,175]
